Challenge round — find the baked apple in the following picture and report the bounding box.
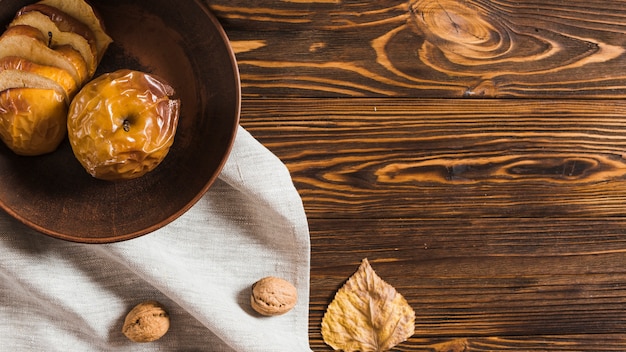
[0,56,79,99]
[17,3,98,50]
[10,8,98,77]
[0,0,111,157]
[54,43,89,85]
[0,62,72,102]
[0,25,86,86]
[37,0,112,62]
[0,67,69,156]
[0,87,67,156]
[67,69,180,181]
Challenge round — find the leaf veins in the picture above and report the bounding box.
[321,258,416,352]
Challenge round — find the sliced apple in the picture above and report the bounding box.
[0,87,67,156]
[37,0,112,62]
[17,4,98,53]
[0,68,70,103]
[0,56,78,99]
[0,25,85,86]
[54,44,89,85]
[10,10,97,77]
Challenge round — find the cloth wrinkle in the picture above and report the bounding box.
[0,126,312,351]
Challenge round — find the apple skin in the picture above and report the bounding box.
[10,9,98,77]
[67,69,180,181]
[54,43,89,84]
[17,3,99,58]
[0,0,112,157]
[0,56,78,99]
[0,25,86,86]
[35,0,112,62]
[0,88,67,156]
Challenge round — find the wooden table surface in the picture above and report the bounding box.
[207,0,626,350]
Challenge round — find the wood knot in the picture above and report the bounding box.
[409,0,505,59]
[464,80,497,97]
[406,0,625,96]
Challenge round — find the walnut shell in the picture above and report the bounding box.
[251,276,298,316]
[122,300,170,342]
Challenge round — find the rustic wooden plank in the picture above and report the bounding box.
[207,0,626,98]
[239,98,626,349]
[306,218,626,350]
[309,335,626,351]
[241,98,626,219]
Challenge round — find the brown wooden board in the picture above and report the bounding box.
[209,0,626,349]
[240,98,626,350]
[210,0,626,98]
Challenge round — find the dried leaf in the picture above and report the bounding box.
[321,258,416,352]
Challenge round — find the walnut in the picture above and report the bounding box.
[250,276,298,316]
[122,300,170,342]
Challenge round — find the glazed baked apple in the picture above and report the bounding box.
[0,87,66,156]
[0,60,71,156]
[0,56,79,99]
[0,0,111,156]
[11,6,98,77]
[67,69,180,181]
[0,25,87,86]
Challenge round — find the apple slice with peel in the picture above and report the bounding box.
[37,0,112,62]
[0,56,79,99]
[54,44,89,85]
[0,25,86,86]
[0,69,70,103]
[10,10,97,77]
[16,4,99,57]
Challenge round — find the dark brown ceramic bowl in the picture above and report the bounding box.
[0,0,240,243]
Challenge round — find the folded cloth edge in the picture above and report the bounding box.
[218,126,312,350]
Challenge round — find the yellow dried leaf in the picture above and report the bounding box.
[321,258,415,352]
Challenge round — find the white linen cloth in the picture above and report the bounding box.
[0,126,312,351]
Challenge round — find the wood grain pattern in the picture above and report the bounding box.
[242,99,626,219]
[207,0,626,349]
[207,0,626,98]
[372,336,626,351]
[240,99,626,350]
[306,218,626,347]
